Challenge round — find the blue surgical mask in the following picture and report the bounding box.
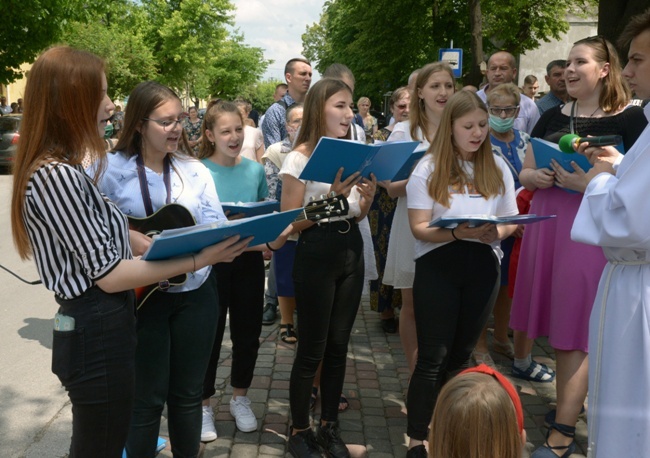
[489,114,515,133]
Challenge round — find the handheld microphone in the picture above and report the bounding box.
[558,134,622,153]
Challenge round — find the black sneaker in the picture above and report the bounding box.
[406,444,427,458]
[316,421,350,458]
[288,427,323,457]
[262,303,277,325]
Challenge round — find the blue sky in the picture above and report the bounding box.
[230,0,325,81]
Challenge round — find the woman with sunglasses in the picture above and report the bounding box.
[510,37,647,458]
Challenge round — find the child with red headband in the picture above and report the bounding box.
[429,364,526,458]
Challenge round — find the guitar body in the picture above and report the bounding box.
[128,204,196,308]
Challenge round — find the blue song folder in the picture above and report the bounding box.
[298,137,420,183]
[141,209,301,261]
[429,214,556,228]
[221,200,280,218]
[391,147,427,181]
[531,138,592,172]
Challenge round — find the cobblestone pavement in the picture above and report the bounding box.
[158,294,588,458]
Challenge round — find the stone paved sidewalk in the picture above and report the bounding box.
[158,293,588,457]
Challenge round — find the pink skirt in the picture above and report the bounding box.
[510,187,606,352]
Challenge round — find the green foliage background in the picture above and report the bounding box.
[2,0,273,105]
[302,0,598,105]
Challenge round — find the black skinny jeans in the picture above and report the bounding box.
[203,251,265,397]
[53,287,137,458]
[290,221,364,429]
[407,240,500,440]
[126,275,218,458]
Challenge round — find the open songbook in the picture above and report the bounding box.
[298,137,420,183]
[220,200,281,218]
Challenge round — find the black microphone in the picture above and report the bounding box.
[558,134,622,153]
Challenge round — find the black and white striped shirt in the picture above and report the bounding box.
[23,162,132,300]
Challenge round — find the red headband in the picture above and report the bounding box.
[460,364,524,433]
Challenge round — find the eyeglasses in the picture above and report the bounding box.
[488,106,519,116]
[143,118,183,131]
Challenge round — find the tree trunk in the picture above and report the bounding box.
[467,0,484,87]
[599,0,649,56]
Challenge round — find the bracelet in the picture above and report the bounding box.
[451,227,460,241]
[191,254,196,273]
[266,242,278,252]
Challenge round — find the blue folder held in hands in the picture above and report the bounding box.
[531,138,592,172]
[298,137,420,183]
[429,214,556,228]
[220,200,281,218]
[141,209,301,261]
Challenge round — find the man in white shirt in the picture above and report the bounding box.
[477,51,540,134]
[0,96,12,114]
[571,9,650,457]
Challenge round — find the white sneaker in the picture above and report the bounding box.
[201,405,217,442]
[229,396,257,432]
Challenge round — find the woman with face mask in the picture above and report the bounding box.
[471,83,539,372]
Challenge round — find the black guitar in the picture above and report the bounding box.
[128,194,349,308]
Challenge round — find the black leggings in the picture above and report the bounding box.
[407,241,500,440]
[289,221,364,429]
[203,251,265,397]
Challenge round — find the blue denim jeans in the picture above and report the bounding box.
[125,274,218,458]
[54,286,137,458]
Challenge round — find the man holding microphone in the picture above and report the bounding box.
[571,9,650,458]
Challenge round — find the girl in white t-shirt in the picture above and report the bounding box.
[403,91,518,457]
[279,78,376,457]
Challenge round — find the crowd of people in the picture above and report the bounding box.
[9,8,650,458]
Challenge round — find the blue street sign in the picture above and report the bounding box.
[439,48,463,78]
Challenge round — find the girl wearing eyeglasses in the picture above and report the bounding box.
[511,37,647,458]
[92,81,252,457]
[472,83,548,377]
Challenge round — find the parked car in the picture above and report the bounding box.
[0,115,20,172]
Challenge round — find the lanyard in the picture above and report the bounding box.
[135,153,172,216]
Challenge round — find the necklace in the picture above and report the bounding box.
[576,101,601,117]
[570,101,602,135]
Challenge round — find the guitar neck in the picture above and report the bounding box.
[295,194,350,223]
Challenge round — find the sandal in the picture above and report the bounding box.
[512,360,555,382]
[544,405,586,428]
[338,393,349,412]
[471,350,496,368]
[531,421,576,458]
[279,323,298,344]
[310,386,318,410]
[492,339,515,359]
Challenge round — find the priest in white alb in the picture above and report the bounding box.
[570,10,650,458]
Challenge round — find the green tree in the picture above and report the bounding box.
[303,0,597,97]
[202,33,270,100]
[239,80,285,113]
[140,0,234,92]
[62,18,157,99]
[0,0,86,83]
